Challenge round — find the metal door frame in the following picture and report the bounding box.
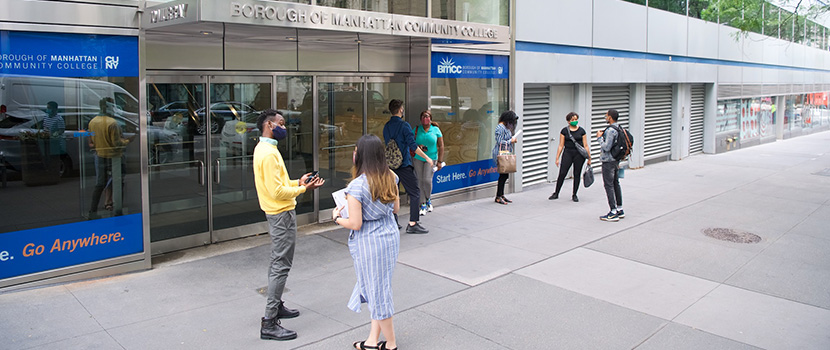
[145,74,211,254]
[208,75,274,243]
[313,74,407,223]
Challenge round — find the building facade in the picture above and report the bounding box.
[0,0,510,289]
[512,0,830,191]
[2,0,829,289]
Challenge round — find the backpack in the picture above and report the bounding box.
[609,124,634,161]
[385,139,403,169]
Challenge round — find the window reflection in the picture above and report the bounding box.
[432,0,508,26]
[430,77,508,165]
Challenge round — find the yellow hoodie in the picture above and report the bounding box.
[253,138,306,215]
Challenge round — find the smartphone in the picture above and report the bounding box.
[305,170,319,183]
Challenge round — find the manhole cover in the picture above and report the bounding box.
[813,168,830,177]
[703,228,761,243]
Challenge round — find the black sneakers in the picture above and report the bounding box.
[599,211,619,222]
[616,210,625,219]
[260,317,297,341]
[406,222,429,234]
[548,193,559,200]
[572,194,579,202]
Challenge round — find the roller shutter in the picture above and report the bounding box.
[522,86,550,187]
[690,84,705,154]
[643,85,673,161]
[590,85,630,168]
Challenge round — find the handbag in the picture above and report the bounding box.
[567,128,590,159]
[582,164,594,188]
[496,142,516,174]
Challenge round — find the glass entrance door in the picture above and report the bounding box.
[315,76,406,218]
[317,77,364,213]
[146,75,209,251]
[209,76,272,241]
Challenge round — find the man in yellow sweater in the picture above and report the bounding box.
[254,109,324,341]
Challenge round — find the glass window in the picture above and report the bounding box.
[716,99,741,133]
[432,0,508,26]
[0,31,143,282]
[430,77,508,165]
[317,0,427,17]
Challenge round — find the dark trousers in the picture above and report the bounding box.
[393,165,421,223]
[601,160,622,211]
[554,149,586,196]
[496,173,509,197]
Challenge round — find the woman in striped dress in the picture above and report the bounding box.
[333,134,401,350]
[492,110,518,205]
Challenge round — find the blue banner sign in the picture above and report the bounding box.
[431,52,509,79]
[432,158,500,194]
[0,214,144,280]
[0,31,138,77]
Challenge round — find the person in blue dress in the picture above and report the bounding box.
[332,134,401,350]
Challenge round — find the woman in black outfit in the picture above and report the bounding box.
[549,112,591,202]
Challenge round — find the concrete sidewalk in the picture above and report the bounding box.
[2,131,830,350]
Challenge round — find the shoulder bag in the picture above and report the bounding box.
[496,142,516,174]
[566,128,590,159]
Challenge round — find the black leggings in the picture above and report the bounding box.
[496,173,509,197]
[554,149,586,196]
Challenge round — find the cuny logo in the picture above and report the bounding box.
[105,56,120,70]
[437,57,462,74]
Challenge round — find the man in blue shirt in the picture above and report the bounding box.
[383,99,433,234]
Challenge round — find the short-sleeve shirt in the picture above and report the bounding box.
[561,126,586,150]
[413,124,442,162]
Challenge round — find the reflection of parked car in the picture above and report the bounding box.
[219,109,341,156]
[190,101,259,135]
[0,75,180,174]
[150,100,199,123]
[430,95,471,121]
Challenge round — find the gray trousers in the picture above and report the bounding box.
[601,161,622,211]
[413,159,435,204]
[264,210,296,319]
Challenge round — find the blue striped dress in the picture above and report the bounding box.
[345,173,400,320]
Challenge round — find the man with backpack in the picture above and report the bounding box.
[383,99,433,234]
[596,109,631,222]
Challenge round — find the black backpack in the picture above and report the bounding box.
[609,124,634,161]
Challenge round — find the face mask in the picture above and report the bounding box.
[272,124,287,140]
[569,120,578,126]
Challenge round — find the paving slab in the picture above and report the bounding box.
[107,295,350,350]
[0,285,103,350]
[587,226,759,282]
[725,233,830,309]
[417,273,666,350]
[398,235,547,286]
[284,263,467,327]
[635,323,762,350]
[25,331,124,350]
[516,248,718,320]
[297,308,509,350]
[468,214,608,256]
[674,284,830,350]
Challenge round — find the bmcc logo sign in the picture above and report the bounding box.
[436,57,462,74]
